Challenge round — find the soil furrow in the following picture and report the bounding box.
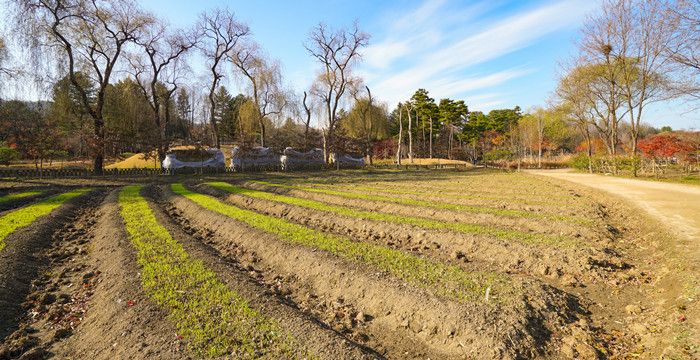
[0,189,101,342]
[195,182,627,285]
[50,190,192,359]
[143,185,378,360]
[251,180,588,225]
[162,183,601,359]
[243,180,600,241]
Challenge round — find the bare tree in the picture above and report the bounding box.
[302,90,315,150]
[230,42,286,147]
[197,8,249,148]
[580,0,673,154]
[130,20,197,162]
[13,0,152,173]
[666,0,700,101]
[0,36,13,78]
[305,22,369,162]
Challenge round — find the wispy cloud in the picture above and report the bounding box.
[363,0,597,109]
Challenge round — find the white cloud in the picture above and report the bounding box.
[363,0,598,107]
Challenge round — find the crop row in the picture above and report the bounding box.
[173,183,509,303]
[207,182,574,247]
[314,183,571,205]
[250,180,591,225]
[0,188,90,251]
[0,189,44,204]
[118,185,306,359]
[296,172,573,197]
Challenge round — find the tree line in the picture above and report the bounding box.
[0,0,698,173]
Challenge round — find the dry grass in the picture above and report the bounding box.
[373,158,470,166]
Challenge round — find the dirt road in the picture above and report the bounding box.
[530,169,700,247]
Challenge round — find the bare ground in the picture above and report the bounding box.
[530,169,700,359]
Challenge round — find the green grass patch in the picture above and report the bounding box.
[207,182,574,247]
[0,188,90,251]
[174,183,509,303]
[251,180,589,225]
[118,186,306,359]
[0,189,44,204]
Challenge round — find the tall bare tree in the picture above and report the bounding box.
[197,8,248,148]
[12,0,152,173]
[666,0,700,101]
[230,42,286,147]
[581,0,672,154]
[305,22,369,162]
[130,20,197,162]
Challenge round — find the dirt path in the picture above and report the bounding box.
[529,170,700,245]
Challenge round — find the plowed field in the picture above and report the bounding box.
[0,169,696,359]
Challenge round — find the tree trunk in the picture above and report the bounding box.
[586,128,593,173]
[259,119,266,147]
[397,110,403,165]
[429,116,433,159]
[322,129,328,166]
[93,117,105,174]
[407,105,413,163]
[209,91,220,148]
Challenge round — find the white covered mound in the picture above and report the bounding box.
[280,147,325,171]
[231,146,280,171]
[162,148,225,169]
[332,153,365,168]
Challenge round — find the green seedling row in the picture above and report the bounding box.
[0,188,90,251]
[306,183,575,207]
[251,180,590,225]
[0,190,44,204]
[118,186,305,359]
[174,183,508,303]
[207,182,573,247]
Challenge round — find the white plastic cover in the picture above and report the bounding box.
[332,153,365,168]
[280,147,325,171]
[231,146,280,170]
[161,148,225,169]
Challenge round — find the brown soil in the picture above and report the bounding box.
[159,183,599,359]
[50,191,193,359]
[0,189,103,342]
[530,170,700,359]
[0,190,194,359]
[194,182,627,286]
[243,180,598,241]
[143,185,378,360]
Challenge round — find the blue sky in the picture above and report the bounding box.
[2,0,697,129]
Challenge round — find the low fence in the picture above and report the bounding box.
[368,163,472,170]
[0,167,236,178]
[0,162,472,179]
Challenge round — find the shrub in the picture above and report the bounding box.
[0,145,18,166]
[484,148,513,162]
[569,153,592,171]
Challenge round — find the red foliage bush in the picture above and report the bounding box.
[638,133,694,160]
